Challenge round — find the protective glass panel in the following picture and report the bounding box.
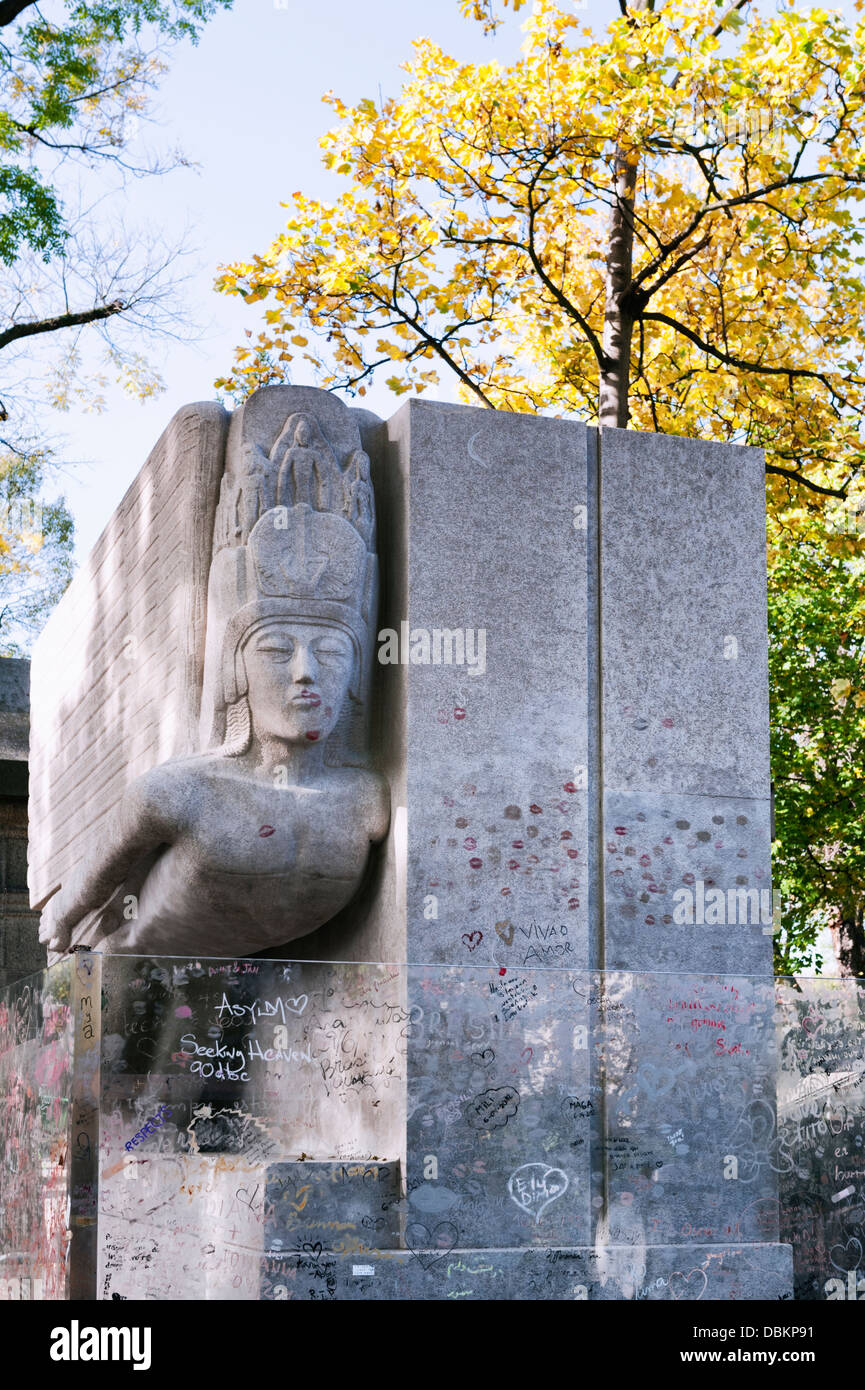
[1,956,863,1300]
[0,959,73,1299]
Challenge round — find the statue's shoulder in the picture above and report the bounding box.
[124,753,220,825]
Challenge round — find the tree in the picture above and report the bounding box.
[769,521,865,978]
[216,0,864,501]
[216,0,865,973]
[0,445,73,655]
[0,0,233,650]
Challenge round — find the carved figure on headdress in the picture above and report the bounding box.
[345,449,375,548]
[275,415,342,512]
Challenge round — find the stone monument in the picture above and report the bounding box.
[17,387,794,1300]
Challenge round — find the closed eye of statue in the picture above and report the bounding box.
[313,643,351,663]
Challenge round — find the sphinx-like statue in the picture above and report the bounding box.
[39,409,389,958]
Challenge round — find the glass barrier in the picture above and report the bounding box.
[0,958,73,1299]
[776,976,865,1301]
[1,955,862,1300]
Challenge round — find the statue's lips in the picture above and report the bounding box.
[292,691,321,707]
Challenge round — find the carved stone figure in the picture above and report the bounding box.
[275,415,343,512]
[345,448,375,548]
[39,409,388,958]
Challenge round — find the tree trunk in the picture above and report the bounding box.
[831,903,865,978]
[598,146,638,429]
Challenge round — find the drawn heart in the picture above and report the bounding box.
[285,995,308,1015]
[669,1268,708,1301]
[470,1048,495,1068]
[462,932,483,952]
[830,1237,863,1273]
[495,920,514,946]
[405,1221,459,1270]
[235,1185,262,1215]
[507,1164,568,1224]
[637,1063,677,1098]
[802,1013,823,1035]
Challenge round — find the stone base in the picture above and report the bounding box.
[260,1243,793,1300]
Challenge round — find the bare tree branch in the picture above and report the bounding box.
[0,300,124,352]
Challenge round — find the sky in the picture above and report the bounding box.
[45,0,861,559]
[53,0,528,558]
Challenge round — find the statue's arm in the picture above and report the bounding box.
[366,772,391,844]
[39,766,181,950]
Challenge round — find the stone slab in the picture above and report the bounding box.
[602,790,773,973]
[388,400,591,968]
[599,427,770,801]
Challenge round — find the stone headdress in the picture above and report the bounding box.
[200,402,378,762]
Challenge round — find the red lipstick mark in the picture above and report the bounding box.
[530,803,543,815]
[259,825,275,837]
[563,782,578,794]
[305,731,320,741]
[468,857,482,869]
[453,707,466,721]
[499,968,507,976]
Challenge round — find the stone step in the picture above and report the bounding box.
[259,1243,793,1300]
